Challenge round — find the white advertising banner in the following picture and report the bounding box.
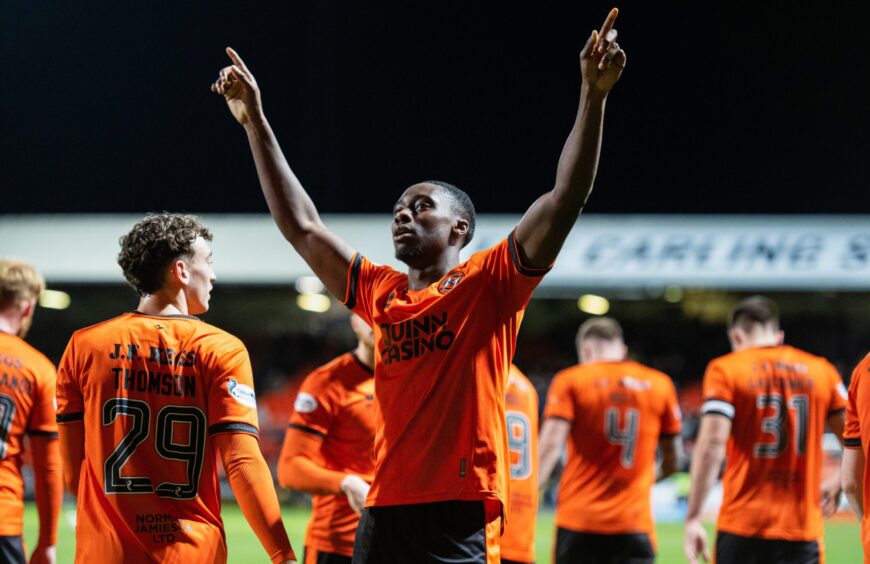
[3,214,870,290]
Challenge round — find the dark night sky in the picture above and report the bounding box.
[3,2,867,215]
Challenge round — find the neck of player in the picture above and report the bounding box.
[354,341,374,370]
[137,289,194,317]
[406,249,460,291]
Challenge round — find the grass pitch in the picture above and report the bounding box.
[27,503,862,562]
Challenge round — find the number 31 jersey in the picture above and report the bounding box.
[544,360,681,544]
[56,312,260,563]
[701,345,846,541]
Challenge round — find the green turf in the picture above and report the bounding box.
[25,502,864,562]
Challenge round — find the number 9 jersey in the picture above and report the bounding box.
[56,312,261,563]
[701,345,846,542]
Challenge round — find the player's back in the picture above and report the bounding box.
[57,312,259,564]
[702,345,845,541]
[0,333,56,537]
[547,360,680,540]
[501,365,539,563]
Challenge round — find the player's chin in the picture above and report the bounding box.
[394,241,423,264]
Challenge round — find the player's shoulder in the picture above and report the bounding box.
[624,361,674,387]
[783,345,835,371]
[2,335,54,373]
[507,365,535,395]
[303,353,360,388]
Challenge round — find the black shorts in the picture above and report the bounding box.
[555,528,654,564]
[0,536,25,564]
[352,500,494,563]
[304,547,352,564]
[715,531,820,564]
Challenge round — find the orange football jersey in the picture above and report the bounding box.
[56,312,261,563]
[501,365,539,563]
[845,353,870,562]
[287,352,375,557]
[343,231,548,512]
[544,360,681,543]
[701,345,846,541]
[0,333,58,537]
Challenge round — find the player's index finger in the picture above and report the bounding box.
[225,47,247,69]
[598,8,619,38]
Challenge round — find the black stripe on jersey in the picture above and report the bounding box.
[352,353,374,374]
[56,412,84,423]
[27,430,59,438]
[660,432,681,438]
[508,230,552,277]
[208,422,259,436]
[844,437,862,447]
[546,415,573,424]
[345,253,363,309]
[288,423,326,439]
[702,409,734,419]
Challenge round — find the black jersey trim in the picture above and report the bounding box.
[508,230,552,277]
[131,311,200,321]
[27,430,59,438]
[828,407,846,417]
[344,254,363,309]
[844,437,862,448]
[288,423,326,439]
[56,412,84,423]
[351,353,374,374]
[208,422,259,436]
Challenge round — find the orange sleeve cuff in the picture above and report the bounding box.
[214,433,296,563]
[277,428,345,494]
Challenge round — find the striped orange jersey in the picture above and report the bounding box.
[344,231,548,512]
[501,365,539,563]
[56,312,262,563]
[544,360,681,543]
[842,353,870,559]
[701,345,846,541]
[287,352,375,557]
[0,333,58,536]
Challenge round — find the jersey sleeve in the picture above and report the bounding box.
[288,368,337,439]
[479,232,552,313]
[700,361,735,419]
[844,356,868,448]
[204,335,259,437]
[543,371,575,422]
[342,253,398,326]
[660,378,683,436]
[27,358,58,436]
[55,336,84,425]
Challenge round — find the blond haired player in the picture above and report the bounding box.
[685,296,846,564]
[56,214,296,563]
[539,317,681,563]
[0,260,62,564]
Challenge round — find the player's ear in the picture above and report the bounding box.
[20,298,35,319]
[775,330,785,346]
[172,258,190,286]
[727,328,741,350]
[452,217,469,245]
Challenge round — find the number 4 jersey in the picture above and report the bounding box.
[544,360,681,546]
[701,345,846,541]
[56,312,261,563]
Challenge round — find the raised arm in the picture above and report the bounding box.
[514,8,626,268]
[211,48,354,299]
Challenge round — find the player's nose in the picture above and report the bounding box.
[394,207,412,224]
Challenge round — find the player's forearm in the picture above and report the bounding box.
[553,85,607,210]
[57,422,84,496]
[685,444,724,521]
[30,436,62,546]
[538,443,563,490]
[218,433,296,563]
[277,454,345,495]
[842,448,865,518]
[243,115,324,244]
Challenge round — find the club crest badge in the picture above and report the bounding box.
[438,272,464,293]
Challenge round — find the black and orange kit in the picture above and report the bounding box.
[345,231,549,564]
[56,312,295,564]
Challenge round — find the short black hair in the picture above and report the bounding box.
[729,295,780,331]
[118,213,212,297]
[425,180,476,248]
